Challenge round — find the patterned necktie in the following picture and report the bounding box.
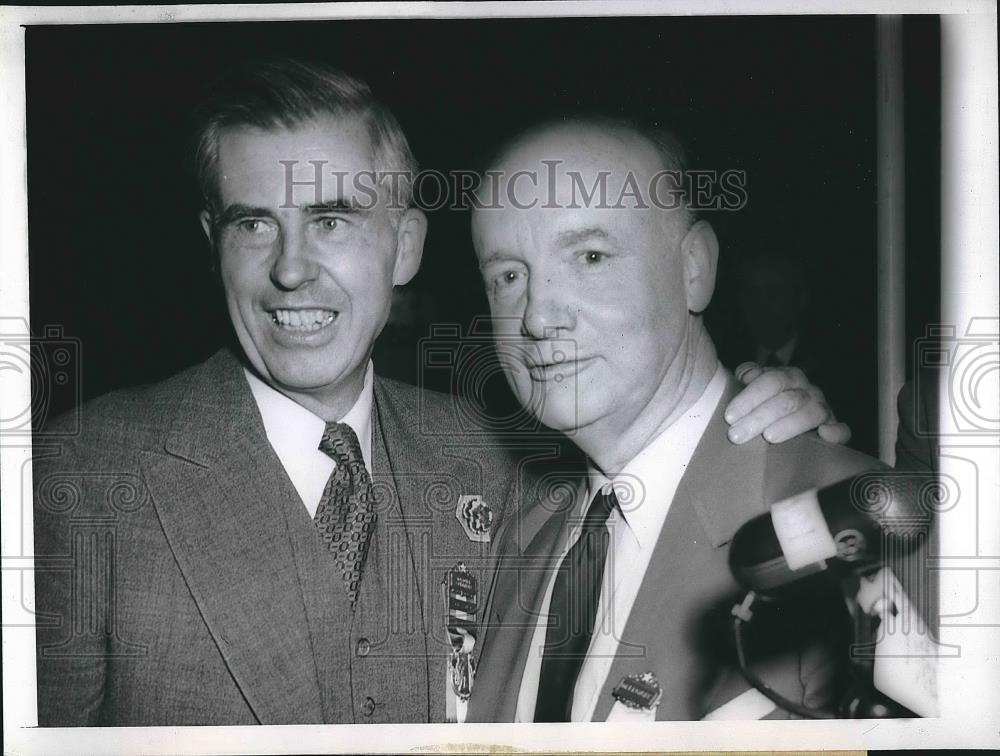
[534,488,618,722]
[315,422,377,608]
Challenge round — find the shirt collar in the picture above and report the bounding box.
[243,361,374,472]
[586,363,727,549]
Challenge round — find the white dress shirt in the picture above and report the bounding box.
[515,363,727,722]
[244,362,374,517]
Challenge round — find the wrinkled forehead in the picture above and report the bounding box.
[215,116,381,207]
[472,124,686,254]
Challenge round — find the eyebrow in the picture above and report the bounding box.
[302,200,368,215]
[478,251,521,269]
[478,225,614,268]
[555,226,611,247]
[214,204,274,227]
[214,200,366,227]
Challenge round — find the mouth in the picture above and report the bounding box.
[268,307,338,333]
[525,356,595,383]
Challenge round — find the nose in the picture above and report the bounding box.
[270,228,320,291]
[521,274,574,340]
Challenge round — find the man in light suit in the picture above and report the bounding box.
[33,58,519,726]
[467,117,882,722]
[33,61,845,726]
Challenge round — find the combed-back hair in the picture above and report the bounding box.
[191,57,417,214]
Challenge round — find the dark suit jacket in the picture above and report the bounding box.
[34,348,518,725]
[468,375,880,722]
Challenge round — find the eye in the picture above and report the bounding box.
[238,219,267,233]
[229,217,278,245]
[316,217,343,232]
[583,250,605,264]
[487,267,526,296]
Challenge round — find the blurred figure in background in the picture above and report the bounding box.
[735,252,815,371]
[719,249,877,455]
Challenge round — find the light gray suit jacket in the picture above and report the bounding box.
[34,348,519,725]
[468,375,880,722]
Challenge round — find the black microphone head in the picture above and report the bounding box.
[728,469,938,600]
[841,470,941,537]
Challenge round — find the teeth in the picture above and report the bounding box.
[270,308,336,331]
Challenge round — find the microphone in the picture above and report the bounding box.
[726,470,940,718]
[728,471,935,597]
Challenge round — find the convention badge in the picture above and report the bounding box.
[442,562,479,722]
[455,495,493,543]
[608,672,663,721]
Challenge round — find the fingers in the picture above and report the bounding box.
[817,421,852,446]
[727,387,823,444]
[734,361,764,384]
[724,366,806,426]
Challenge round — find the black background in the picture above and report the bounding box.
[26,16,941,454]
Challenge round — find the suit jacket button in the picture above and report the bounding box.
[362,696,376,717]
[356,638,371,657]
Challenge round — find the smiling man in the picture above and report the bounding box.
[467,117,881,722]
[33,59,848,726]
[33,58,514,726]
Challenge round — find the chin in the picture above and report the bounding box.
[263,358,342,393]
[535,402,584,435]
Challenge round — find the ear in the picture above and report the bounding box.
[199,210,213,242]
[392,208,428,286]
[681,219,719,314]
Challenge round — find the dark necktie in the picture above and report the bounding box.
[315,422,377,608]
[534,488,618,722]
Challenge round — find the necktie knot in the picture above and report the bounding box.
[583,489,617,530]
[319,421,365,468]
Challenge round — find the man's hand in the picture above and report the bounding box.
[724,362,851,445]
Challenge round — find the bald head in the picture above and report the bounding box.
[475,117,692,229]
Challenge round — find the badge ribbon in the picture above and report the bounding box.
[442,562,478,723]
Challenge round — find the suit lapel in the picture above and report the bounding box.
[367,379,446,720]
[467,472,580,722]
[138,349,323,724]
[591,376,769,721]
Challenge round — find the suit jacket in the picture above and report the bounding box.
[468,375,880,722]
[34,348,518,725]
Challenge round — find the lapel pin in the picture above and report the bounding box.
[456,495,492,543]
[612,671,663,712]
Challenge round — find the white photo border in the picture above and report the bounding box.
[2,2,997,753]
